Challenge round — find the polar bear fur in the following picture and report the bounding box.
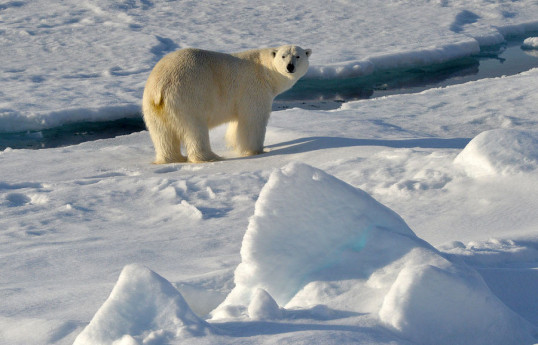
[142,45,311,163]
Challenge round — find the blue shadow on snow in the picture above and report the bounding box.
[264,136,471,156]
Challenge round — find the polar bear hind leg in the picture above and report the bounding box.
[144,111,187,164]
[179,116,222,163]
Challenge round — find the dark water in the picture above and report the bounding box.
[2,35,538,150]
[0,118,147,150]
[277,35,538,103]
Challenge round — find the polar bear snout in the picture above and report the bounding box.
[272,45,311,78]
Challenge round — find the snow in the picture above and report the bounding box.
[2,0,538,132]
[212,162,417,315]
[68,162,535,345]
[522,37,538,49]
[73,264,209,345]
[2,72,538,344]
[454,129,538,177]
[247,288,283,321]
[2,0,538,344]
[212,163,534,345]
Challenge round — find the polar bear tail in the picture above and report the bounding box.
[142,86,187,164]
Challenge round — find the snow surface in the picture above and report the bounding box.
[73,264,209,345]
[210,163,534,345]
[71,163,535,345]
[2,69,538,344]
[454,129,538,177]
[2,1,538,344]
[2,0,538,132]
[522,37,538,49]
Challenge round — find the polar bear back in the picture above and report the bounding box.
[144,48,287,127]
[146,49,242,125]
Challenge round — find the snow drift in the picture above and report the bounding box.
[73,264,209,345]
[74,163,535,345]
[454,129,538,177]
[212,162,535,345]
[211,162,418,315]
[522,37,538,49]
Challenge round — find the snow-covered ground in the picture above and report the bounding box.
[523,37,538,49]
[2,0,538,132]
[1,1,538,345]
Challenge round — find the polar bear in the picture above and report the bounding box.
[142,45,312,163]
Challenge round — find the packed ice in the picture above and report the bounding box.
[522,37,538,49]
[1,0,538,344]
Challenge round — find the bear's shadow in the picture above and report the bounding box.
[258,136,471,157]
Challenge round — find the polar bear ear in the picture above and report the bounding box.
[305,49,312,57]
[272,50,277,58]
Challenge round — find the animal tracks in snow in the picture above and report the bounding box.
[0,182,45,190]
[1,181,50,208]
[4,193,31,207]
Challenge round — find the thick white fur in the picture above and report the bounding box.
[142,45,311,163]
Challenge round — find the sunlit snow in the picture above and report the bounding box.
[1,1,538,344]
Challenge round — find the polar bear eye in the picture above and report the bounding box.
[296,56,300,59]
[282,56,286,59]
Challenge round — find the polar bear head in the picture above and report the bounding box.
[272,45,312,79]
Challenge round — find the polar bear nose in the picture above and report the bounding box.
[286,63,295,73]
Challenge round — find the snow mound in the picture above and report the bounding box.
[211,162,417,315]
[73,264,208,345]
[378,251,534,345]
[522,37,538,49]
[211,162,535,345]
[454,129,538,177]
[247,288,283,321]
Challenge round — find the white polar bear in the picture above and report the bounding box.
[142,45,312,163]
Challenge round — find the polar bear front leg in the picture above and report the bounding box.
[233,108,271,156]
